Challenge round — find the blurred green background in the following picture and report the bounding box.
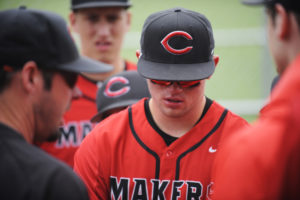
[0,0,277,122]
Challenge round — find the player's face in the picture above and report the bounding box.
[34,72,76,142]
[148,79,206,119]
[70,7,131,64]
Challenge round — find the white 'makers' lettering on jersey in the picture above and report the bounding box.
[110,177,207,199]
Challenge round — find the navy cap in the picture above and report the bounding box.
[71,0,132,10]
[242,0,300,13]
[91,71,150,122]
[0,7,112,73]
[137,7,215,81]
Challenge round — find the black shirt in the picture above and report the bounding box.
[0,123,89,200]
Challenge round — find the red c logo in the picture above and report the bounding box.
[161,31,193,55]
[104,76,130,97]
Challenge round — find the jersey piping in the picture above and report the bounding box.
[128,103,228,180]
[128,107,161,179]
[175,109,228,180]
[144,97,213,146]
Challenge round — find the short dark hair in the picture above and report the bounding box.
[41,69,78,91]
[0,66,77,93]
[266,4,300,28]
[0,67,55,93]
[0,68,17,93]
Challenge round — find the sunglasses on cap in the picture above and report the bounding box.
[150,79,201,88]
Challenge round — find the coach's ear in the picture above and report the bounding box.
[136,49,141,59]
[21,61,43,94]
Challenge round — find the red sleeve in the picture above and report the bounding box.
[211,127,264,200]
[125,60,137,71]
[74,124,110,200]
[212,111,300,200]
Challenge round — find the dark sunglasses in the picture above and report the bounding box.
[58,70,78,89]
[150,79,201,88]
[42,69,78,89]
[1,65,78,89]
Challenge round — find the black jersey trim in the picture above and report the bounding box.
[175,109,228,180]
[145,98,213,146]
[195,97,213,125]
[144,99,178,146]
[128,106,161,179]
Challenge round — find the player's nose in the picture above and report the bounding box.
[167,82,184,92]
[96,22,110,37]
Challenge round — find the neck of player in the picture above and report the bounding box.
[149,96,206,138]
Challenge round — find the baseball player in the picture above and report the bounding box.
[212,0,300,199]
[91,71,151,123]
[0,7,111,199]
[38,0,136,167]
[74,7,249,199]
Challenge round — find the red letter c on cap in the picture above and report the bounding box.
[161,31,193,55]
[104,76,130,97]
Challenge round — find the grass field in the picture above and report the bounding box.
[0,0,276,122]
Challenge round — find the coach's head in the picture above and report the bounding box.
[243,0,300,75]
[0,6,112,143]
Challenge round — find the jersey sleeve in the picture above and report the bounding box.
[74,125,110,200]
[218,111,250,146]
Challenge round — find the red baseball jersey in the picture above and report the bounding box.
[213,55,300,200]
[74,98,249,199]
[38,61,137,167]
[212,55,300,200]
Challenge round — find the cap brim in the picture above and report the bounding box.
[58,56,112,74]
[91,100,137,123]
[242,0,268,5]
[137,57,215,81]
[72,2,132,10]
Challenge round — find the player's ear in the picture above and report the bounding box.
[274,4,290,39]
[206,55,219,80]
[69,12,77,32]
[21,61,43,94]
[136,49,141,59]
[213,55,219,67]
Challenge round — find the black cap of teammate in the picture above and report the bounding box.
[242,0,300,13]
[0,6,112,73]
[71,0,132,10]
[91,71,150,122]
[137,7,215,81]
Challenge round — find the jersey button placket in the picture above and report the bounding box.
[166,150,173,158]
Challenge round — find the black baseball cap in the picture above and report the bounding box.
[0,7,112,74]
[137,7,215,81]
[71,0,132,10]
[91,71,150,122]
[242,0,300,12]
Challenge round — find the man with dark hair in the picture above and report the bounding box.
[39,0,136,167]
[212,0,300,199]
[74,7,249,199]
[0,7,111,199]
